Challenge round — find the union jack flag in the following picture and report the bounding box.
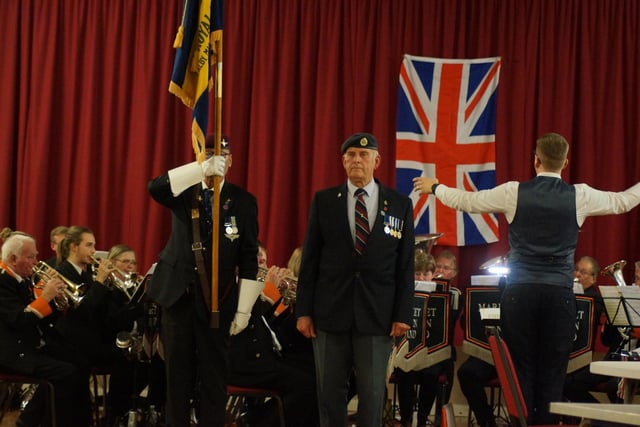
[396,55,502,246]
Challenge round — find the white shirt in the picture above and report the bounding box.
[434,172,640,227]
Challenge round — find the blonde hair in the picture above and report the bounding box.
[287,247,303,277]
[107,244,135,260]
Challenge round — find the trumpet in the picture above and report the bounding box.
[256,266,297,305]
[32,261,85,309]
[601,260,627,286]
[91,255,142,303]
[277,274,297,306]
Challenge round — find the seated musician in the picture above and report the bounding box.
[396,250,458,427]
[228,246,318,427]
[104,244,166,425]
[564,256,623,403]
[0,232,91,426]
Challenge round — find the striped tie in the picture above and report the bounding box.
[354,188,369,254]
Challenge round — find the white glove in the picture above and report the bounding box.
[229,278,265,336]
[229,312,251,336]
[202,155,226,177]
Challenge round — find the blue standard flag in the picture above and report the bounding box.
[169,0,223,162]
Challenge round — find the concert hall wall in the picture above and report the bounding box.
[2,1,639,348]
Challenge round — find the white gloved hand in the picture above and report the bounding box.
[229,312,252,336]
[201,155,226,177]
[229,278,265,336]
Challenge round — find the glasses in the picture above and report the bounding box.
[115,259,137,266]
[435,264,454,271]
[575,269,594,276]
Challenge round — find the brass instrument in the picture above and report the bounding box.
[256,266,297,305]
[277,274,297,306]
[91,255,143,303]
[415,233,443,255]
[257,266,268,282]
[601,260,627,286]
[32,261,85,309]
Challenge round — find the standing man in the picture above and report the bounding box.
[148,135,262,427]
[296,132,415,427]
[414,132,640,424]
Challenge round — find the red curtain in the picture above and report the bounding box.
[2,0,640,303]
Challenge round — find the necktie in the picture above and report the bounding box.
[354,188,369,254]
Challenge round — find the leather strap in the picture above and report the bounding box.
[191,187,212,310]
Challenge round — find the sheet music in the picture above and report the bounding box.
[619,286,640,327]
[599,286,634,326]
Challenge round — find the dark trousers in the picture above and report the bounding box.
[15,352,91,427]
[313,330,391,427]
[396,364,442,425]
[501,284,576,425]
[161,293,228,427]
[229,361,318,427]
[457,356,497,427]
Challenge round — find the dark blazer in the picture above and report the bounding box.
[296,181,415,335]
[147,176,259,324]
[0,270,55,373]
[53,260,112,363]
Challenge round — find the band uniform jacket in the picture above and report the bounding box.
[0,270,58,373]
[296,181,415,335]
[147,175,259,325]
[53,260,111,363]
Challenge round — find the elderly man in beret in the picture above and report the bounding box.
[296,132,415,427]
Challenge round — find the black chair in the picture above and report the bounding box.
[0,371,56,427]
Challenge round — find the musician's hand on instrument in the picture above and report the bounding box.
[265,266,280,284]
[95,258,116,284]
[412,177,439,194]
[390,321,411,337]
[202,155,226,177]
[40,278,64,301]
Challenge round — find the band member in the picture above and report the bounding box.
[296,133,414,427]
[0,233,90,426]
[53,226,115,366]
[45,225,68,267]
[414,132,640,424]
[395,251,439,427]
[147,135,261,427]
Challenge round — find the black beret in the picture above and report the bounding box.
[205,135,231,150]
[340,133,378,154]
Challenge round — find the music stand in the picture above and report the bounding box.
[599,285,640,327]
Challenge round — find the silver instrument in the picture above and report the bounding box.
[601,260,627,286]
[414,233,443,254]
[91,255,143,303]
[277,274,297,306]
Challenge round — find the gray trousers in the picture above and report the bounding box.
[313,329,392,427]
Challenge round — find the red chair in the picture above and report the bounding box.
[0,372,56,427]
[487,329,578,427]
[226,384,285,427]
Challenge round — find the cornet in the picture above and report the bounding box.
[32,261,85,309]
[91,255,142,303]
[277,274,297,306]
[601,260,627,286]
